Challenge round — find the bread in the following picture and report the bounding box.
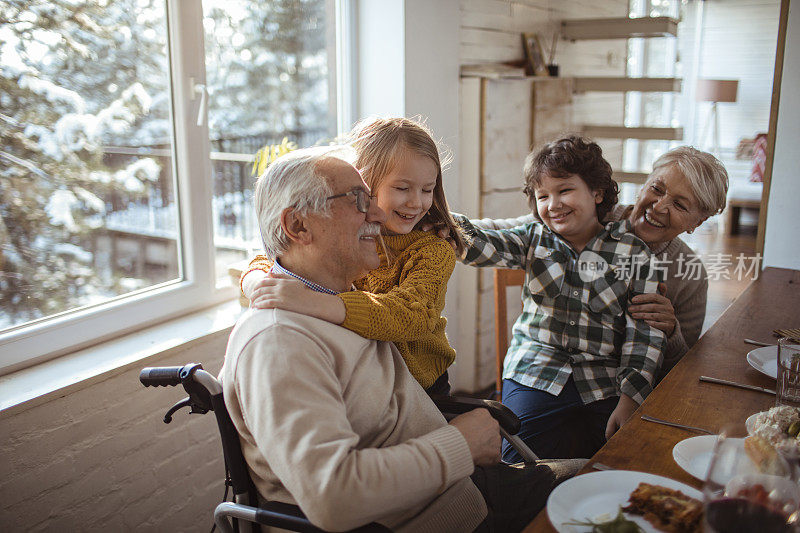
[743,435,784,475]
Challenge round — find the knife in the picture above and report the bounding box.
[699,375,776,395]
[744,338,774,347]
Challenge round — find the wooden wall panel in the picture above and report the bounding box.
[481,190,530,216]
[459,0,632,391]
[482,80,534,191]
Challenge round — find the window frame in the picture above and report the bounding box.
[0,0,345,376]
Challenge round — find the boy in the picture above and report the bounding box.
[456,136,665,461]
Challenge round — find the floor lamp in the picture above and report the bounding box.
[696,79,738,155]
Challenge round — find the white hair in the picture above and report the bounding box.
[254,145,354,257]
[651,146,729,216]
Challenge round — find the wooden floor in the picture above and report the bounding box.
[681,213,759,335]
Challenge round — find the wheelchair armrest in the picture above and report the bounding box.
[429,394,521,435]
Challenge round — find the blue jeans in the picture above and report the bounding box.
[501,376,618,462]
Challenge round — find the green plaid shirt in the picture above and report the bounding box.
[456,215,665,405]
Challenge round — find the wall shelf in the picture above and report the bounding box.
[562,16,678,40]
[582,125,684,141]
[574,77,681,93]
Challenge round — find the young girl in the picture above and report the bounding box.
[455,136,666,461]
[241,116,466,394]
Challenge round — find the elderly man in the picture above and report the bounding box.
[221,145,581,532]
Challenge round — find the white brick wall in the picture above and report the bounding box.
[0,332,229,532]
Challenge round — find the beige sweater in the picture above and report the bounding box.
[220,308,486,532]
[471,205,707,378]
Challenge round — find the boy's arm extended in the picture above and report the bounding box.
[454,213,536,270]
[470,213,536,231]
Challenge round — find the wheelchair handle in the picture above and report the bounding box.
[429,394,521,434]
[140,366,184,387]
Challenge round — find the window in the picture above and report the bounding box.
[0,0,339,374]
[202,0,334,280]
[623,0,681,174]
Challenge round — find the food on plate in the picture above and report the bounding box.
[564,507,644,532]
[622,482,702,532]
[743,435,784,474]
[746,406,800,464]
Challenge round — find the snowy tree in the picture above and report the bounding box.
[1,0,331,327]
[204,0,329,143]
[0,0,165,324]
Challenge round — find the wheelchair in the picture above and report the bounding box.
[140,362,538,533]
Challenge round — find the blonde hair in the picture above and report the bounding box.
[348,116,466,256]
[651,146,729,216]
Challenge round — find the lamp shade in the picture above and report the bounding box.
[695,79,738,103]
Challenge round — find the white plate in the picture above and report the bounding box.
[672,436,749,481]
[747,345,778,379]
[746,412,758,434]
[546,470,702,533]
[672,435,719,481]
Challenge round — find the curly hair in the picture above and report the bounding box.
[522,135,619,222]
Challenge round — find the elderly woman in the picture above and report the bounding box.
[473,146,729,378]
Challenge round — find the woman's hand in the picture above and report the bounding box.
[605,393,638,440]
[628,282,676,336]
[250,275,346,324]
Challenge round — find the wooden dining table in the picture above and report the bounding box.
[525,266,800,532]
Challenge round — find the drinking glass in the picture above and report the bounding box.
[703,423,800,532]
[778,338,800,408]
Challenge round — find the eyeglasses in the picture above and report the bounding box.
[326,187,374,213]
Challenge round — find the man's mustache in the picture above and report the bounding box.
[358,224,382,238]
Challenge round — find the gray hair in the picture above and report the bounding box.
[651,146,729,216]
[254,145,354,257]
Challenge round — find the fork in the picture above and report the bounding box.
[640,414,714,435]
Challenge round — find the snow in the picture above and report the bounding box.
[53,243,94,263]
[112,158,161,193]
[22,124,61,160]
[45,189,80,231]
[75,188,106,213]
[119,277,145,291]
[19,74,86,113]
[122,83,152,115]
[54,113,96,152]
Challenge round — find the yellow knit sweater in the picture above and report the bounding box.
[244,230,457,389]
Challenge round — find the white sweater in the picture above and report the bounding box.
[220,308,487,532]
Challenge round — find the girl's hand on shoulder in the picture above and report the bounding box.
[628,282,676,336]
[249,275,347,324]
[249,275,309,310]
